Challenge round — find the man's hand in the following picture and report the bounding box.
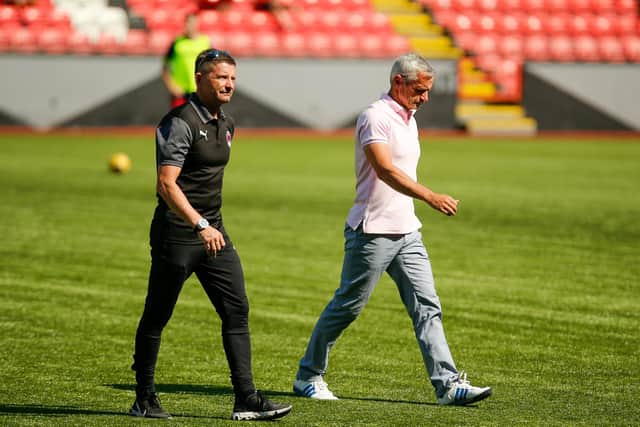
[426,193,459,216]
[198,226,226,257]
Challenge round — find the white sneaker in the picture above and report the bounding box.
[437,372,492,406]
[293,379,339,400]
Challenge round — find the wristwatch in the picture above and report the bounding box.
[194,217,209,232]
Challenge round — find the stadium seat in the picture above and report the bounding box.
[37,27,68,54]
[452,0,477,10]
[497,0,522,10]
[590,0,615,13]
[544,0,569,13]
[478,0,499,11]
[198,10,221,32]
[621,35,640,62]
[614,0,636,14]
[474,33,499,55]
[573,35,600,61]
[568,0,591,13]
[248,10,280,33]
[0,5,19,27]
[598,35,626,62]
[147,29,174,55]
[542,13,570,35]
[121,29,148,55]
[499,33,525,57]
[10,27,39,54]
[94,33,123,55]
[359,33,388,58]
[589,14,616,36]
[522,0,545,12]
[253,31,282,57]
[219,30,255,57]
[48,8,72,30]
[280,31,308,57]
[454,31,476,51]
[0,27,11,53]
[612,14,636,36]
[496,12,526,34]
[477,13,498,33]
[567,14,590,35]
[428,0,454,10]
[523,14,544,34]
[524,34,549,60]
[304,32,334,58]
[384,34,411,56]
[548,34,574,61]
[333,32,360,57]
[66,31,93,55]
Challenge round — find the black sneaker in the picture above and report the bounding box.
[231,391,292,421]
[129,392,172,419]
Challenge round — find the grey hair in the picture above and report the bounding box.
[390,53,435,83]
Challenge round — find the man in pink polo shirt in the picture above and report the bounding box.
[293,54,492,406]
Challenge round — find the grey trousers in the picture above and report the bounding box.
[297,224,458,396]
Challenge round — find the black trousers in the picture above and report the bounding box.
[132,231,255,399]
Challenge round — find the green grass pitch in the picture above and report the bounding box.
[0,131,638,426]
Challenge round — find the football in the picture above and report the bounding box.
[108,152,132,174]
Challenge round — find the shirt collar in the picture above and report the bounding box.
[188,93,225,123]
[381,93,414,125]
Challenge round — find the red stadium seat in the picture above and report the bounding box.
[0,5,19,26]
[589,14,616,36]
[496,12,526,34]
[428,0,454,10]
[478,0,499,11]
[48,8,71,30]
[304,32,334,57]
[10,27,38,54]
[573,35,600,61]
[369,11,394,34]
[95,33,123,55]
[290,10,320,32]
[452,0,477,10]
[542,13,570,35]
[598,35,626,62]
[122,30,148,55]
[477,13,499,33]
[147,30,174,55]
[567,14,590,35]
[37,27,68,54]
[568,0,591,12]
[524,34,549,60]
[220,10,246,31]
[621,35,640,62]
[548,34,574,61]
[448,12,478,33]
[454,31,477,51]
[614,0,636,14]
[359,33,387,58]
[198,10,221,32]
[522,0,545,12]
[499,33,525,57]
[316,10,344,32]
[219,31,255,57]
[0,27,9,53]
[523,14,545,34]
[343,11,367,33]
[497,0,522,10]
[492,58,523,102]
[384,34,411,56]
[544,0,569,12]
[248,10,280,33]
[333,32,360,57]
[474,33,499,55]
[20,6,47,29]
[590,0,615,13]
[253,31,282,57]
[280,32,307,57]
[67,31,93,55]
[612,14,636,36]
[475,53,502,73]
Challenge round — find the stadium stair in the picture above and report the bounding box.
[371,0,537,135]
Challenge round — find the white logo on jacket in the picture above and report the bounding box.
[199,129,208,140]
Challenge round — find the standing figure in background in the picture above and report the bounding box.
[162,13,211,108]
[293,53,493,407]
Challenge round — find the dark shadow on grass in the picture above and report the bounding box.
[0,404,122,417]
[107,383,292,398]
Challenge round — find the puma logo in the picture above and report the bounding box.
[199,129,208,140]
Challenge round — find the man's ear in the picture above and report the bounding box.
[195,72,202,83]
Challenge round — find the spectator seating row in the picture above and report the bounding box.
[437,11,638,36]
[458,32,640,62]
[0,27,411,58]
[422,0,637,14]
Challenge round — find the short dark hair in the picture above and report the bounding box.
[195,49,236,72]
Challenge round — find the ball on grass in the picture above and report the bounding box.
[109,152,132,174]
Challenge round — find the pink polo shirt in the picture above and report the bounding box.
[346,93,423,234]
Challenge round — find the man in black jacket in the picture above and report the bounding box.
[130,48,291,422]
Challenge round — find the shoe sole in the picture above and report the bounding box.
[293,385,339,400]
[129,408,173,419]
[454,388,493,406]
[231,405,292,421]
